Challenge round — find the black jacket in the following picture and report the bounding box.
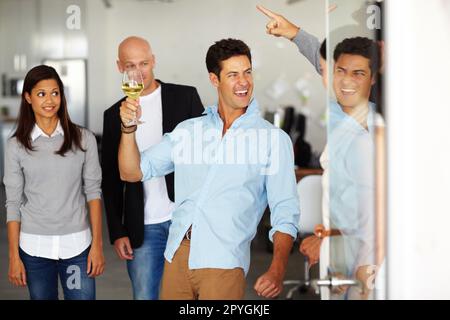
[101,80,204,248]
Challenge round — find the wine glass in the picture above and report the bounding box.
[121,69,144,126]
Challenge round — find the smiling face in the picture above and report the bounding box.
[209,55,254,112]
[25,79,61,122]
[333,53,375,111]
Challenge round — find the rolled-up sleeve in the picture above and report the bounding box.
[140,133,175,181]
[266,131,300,242]
[4,139,24,223]
[82,130,102,202]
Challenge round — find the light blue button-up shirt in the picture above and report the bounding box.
[328,101,377,275]
[139,99,300,275]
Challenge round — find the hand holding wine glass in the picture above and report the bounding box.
[121,69,144,126]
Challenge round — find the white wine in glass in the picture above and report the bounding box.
[122,69,144,125]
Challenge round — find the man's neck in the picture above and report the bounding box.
[218,103,247,136]
[342,102,370,130]
[141,80,159,97]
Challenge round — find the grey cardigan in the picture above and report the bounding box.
[4,128,101,235]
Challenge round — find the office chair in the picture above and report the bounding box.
[284,175,323,299]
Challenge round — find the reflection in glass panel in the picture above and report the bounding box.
[325,0,385,300]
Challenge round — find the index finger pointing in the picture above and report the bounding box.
[257,5,278,19]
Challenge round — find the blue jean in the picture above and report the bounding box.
[19,246,95,300]
[127,220,171,300]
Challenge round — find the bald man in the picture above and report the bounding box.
[101,36,204,300]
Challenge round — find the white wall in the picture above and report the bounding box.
[386,0,450,299]
[86,0,108,130]
[86,0,327,153]
[0,0,88,119]
[328,0,375,43]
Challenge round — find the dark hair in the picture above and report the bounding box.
[333,37,380,75]
[13,65,85,156]
[206,38,252,79]
[320,39,327,60]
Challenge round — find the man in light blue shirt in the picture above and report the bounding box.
[258,5,382,299]
[118,38,300,299]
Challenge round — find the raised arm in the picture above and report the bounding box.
[118,97,144,182]
[118,97,175,183]
[257,5,323,75]
[257,5,300,40]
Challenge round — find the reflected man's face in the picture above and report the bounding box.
[333,54,375,111]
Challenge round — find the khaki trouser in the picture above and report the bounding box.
[160,239,246,300]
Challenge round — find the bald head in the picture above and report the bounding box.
[118,36,153,61]
[116,36,157,95]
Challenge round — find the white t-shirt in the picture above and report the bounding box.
[135,85,175,224]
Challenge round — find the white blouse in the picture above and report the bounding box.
[20,229,92,260]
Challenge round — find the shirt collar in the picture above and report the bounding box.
[331,101,377,132]
[202,98,260,117]
[31,120,64,142]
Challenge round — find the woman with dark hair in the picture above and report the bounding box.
[4,65,104,300]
